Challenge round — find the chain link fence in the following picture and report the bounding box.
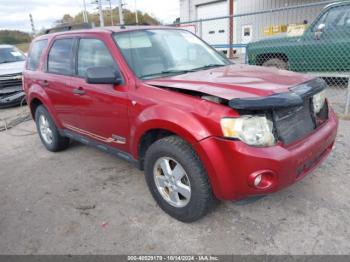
[172,0,350,116]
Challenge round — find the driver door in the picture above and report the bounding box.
[302,5,350,72]
[69,36,130,152]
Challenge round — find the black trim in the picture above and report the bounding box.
[60,129,140,169]
[229,78,327,110]
[45,23,92,34]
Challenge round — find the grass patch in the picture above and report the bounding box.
[15,42,30,53]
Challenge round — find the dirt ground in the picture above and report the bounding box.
[0,106,349,255]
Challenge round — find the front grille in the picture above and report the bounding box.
[0,73,22,89]
[273,99,316,145]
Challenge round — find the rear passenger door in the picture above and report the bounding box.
[69,36,130,152]
[44,37,82,127]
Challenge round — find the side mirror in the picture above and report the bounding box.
[218,50,228,59]
[86,66,122,85]
[315,23,325,40]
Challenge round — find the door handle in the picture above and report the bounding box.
[72,87,86,95]
[39,80,49,87]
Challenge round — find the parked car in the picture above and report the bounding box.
[23,26,338,222]
[247,1,350,73]
[0,44,26,108]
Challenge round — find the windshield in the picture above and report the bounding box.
[0,47,26,64]
[113,29,230,79]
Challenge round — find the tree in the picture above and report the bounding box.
[56,7,161,28]
[0,30,32,45]
[55,14,74,25]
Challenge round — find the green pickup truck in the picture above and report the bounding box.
[247,1,350,74]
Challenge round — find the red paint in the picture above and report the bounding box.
[23,27,338,201]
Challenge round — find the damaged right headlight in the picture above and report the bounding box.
[220,116,276,147]
[312,90,326,114]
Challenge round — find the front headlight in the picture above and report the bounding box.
[312,90,326,113]
[220,116,276,147]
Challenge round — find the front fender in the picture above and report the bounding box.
[130,105,211,158]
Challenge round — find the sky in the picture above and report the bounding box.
[0,0,180,32]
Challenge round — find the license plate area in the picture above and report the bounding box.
[273,99,316,145]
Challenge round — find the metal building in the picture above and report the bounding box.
[179,0,331,46]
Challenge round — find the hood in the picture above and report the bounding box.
[144,64,313,100]
[0,61,25,75]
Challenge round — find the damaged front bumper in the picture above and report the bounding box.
[195,108,338,200]
[0,90,26,108]
[0,73,25,108]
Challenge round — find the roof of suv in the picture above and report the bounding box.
[34,25,176,41]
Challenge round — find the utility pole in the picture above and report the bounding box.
[134,0,138,24]
[107,0,114,26]
[82,0,88,23]
[118,0,124,25]
[29,14,36,35]
[98,0,105,27]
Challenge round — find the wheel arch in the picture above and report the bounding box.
[131,107,212,170]
[29,97,43,119]
[256,52,289,66]
[27,89,63,129]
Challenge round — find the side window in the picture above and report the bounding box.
[48,38,75,75]
[312,12,328,32]
[337,5,350,27]
[77,39,116,77]
[315,6,350,31]
[27,40,48,71]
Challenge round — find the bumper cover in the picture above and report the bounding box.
[0,90,25,108]
[195,109,338,200]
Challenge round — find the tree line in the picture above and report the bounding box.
[56,8,161,27]
[0,30,32,45]
[0,7,161,47]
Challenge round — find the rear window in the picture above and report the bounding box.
[48,38,75,75]
[27,40,48,70]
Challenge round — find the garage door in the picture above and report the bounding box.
[196,1,228,46]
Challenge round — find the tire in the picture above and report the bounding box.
[34,105,70,152]
[262,58,288,70]
[144,136,216,222]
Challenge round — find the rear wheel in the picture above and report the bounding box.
[35,105,70,152]
[144,136,216,222]
[262,58,288,70]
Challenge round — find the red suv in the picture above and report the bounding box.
[23,26,338,222]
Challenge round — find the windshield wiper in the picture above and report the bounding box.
[140,64,226,80]
[140,69,196,80]
[0,60,16,64]
[191,64,226,71]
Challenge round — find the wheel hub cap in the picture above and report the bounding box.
[39,115,53,145]
[153,157,191,208]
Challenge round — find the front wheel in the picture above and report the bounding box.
[262,58,288,70]
[144,136,216,222]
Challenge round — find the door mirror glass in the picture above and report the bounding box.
[314,23,325,40]
[85,66,122,84]
[317,23,325,32]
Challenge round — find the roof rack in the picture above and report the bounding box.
[45,23,92,34]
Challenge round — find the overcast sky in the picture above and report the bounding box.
[0,0,180,32]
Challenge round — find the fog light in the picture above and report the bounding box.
[254,174,262,187]
[248,170,276,190]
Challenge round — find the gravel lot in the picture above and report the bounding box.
[0,107,349,255]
